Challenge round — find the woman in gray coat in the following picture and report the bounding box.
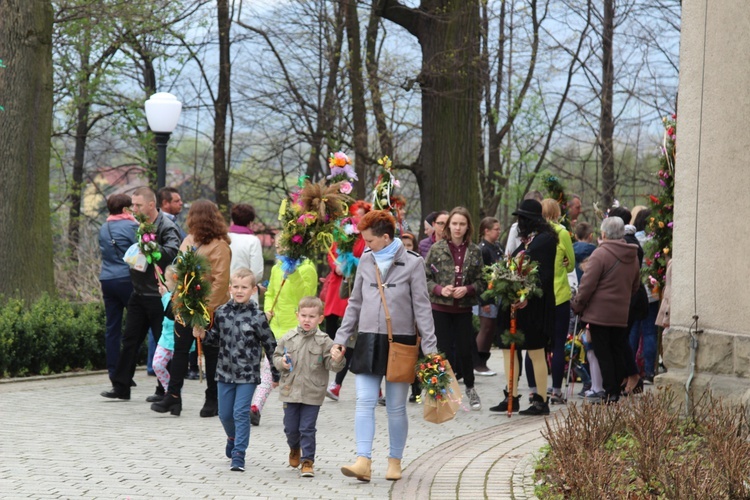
[333,210,437,483]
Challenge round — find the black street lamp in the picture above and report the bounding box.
[144,92,182,189]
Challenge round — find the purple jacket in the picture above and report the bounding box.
[418,235,435,259]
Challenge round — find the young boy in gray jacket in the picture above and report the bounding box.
[273,296,346,478]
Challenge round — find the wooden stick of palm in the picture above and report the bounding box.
[269,278,287,314]
[196,336,204,382]
[508,305,517,418]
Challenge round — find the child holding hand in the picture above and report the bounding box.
[273,297,346,478]
[197,268,279,472]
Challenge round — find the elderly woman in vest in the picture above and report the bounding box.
[332,210,437,483]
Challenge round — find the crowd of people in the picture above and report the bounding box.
[97,185,668,479]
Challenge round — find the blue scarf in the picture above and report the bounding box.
[373,238,403,277]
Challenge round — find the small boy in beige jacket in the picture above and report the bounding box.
[273,296,345,478]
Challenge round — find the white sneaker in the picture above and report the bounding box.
[467,387,481,410]
[473,369,497,376]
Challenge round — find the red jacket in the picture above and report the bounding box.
[321,238,366,317]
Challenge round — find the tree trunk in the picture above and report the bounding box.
[304,2,345,183]
[345,0,369,198]
[481,0,507,218]
[0,0,55,301]
[68,41,91,261]
[214,0,231,213]
[365,4,393,159]
[379,0,481,221]
[126,33,158,183]
[599,0,616,209]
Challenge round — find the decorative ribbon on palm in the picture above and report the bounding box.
[171,247,212,381]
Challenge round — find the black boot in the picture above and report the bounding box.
[200,398,219,418]
[489,390,520,413]
[150,393,182,416]
[519,393,550,416]
[145,384,165,403]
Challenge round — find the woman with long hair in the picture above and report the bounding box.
[151,199,232,417]
[424,206,485,410]
[540,199,575,404]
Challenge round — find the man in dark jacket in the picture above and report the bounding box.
[474,217,502,376]
[571,216,641,403]
[101,186,181,400]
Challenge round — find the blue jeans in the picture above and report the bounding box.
[629,301,659,377]
[100,278,133,379]
[355,374,409,460]
[284,403,321,462]
[218,382,257,461]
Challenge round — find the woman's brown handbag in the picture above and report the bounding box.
[375,265,419,384]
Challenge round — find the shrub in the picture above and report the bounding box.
[0,294,107,377]
[536,389,750,498]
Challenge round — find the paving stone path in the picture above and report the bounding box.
[0,350,563,499]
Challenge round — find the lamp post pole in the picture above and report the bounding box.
[155,132,171,190]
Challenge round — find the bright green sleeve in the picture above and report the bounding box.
[300,261,318,297]
[264,264,281,314]
[560,228,575,273]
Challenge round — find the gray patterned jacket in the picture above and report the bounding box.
[204,299,280,384]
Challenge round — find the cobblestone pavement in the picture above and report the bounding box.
[0,349,564,499]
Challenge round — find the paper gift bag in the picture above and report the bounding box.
[423,361,462,424]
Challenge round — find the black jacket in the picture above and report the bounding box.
[130,211,182,296]
[499,231,557,350]
[479,239,502,306]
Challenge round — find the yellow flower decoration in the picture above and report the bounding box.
[663,247,670,255]
[658,221,665,228]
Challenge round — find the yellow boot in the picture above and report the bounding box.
[386,457,402,481]
[341,456,372,482]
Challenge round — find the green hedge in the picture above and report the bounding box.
[0,294,107,377]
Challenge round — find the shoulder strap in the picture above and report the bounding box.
[106,222,125,259]
[374,263,420,346]
[598,246,622,279]
[375,264,393,342]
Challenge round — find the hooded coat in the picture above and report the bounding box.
[571,239,641,327]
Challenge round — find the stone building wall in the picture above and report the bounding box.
[659,1,750,404]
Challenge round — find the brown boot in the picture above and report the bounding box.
[386,457,402,481]
[341,456,372,482]
[289,447,301,468]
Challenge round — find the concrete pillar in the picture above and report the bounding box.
[659,1,750,404]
